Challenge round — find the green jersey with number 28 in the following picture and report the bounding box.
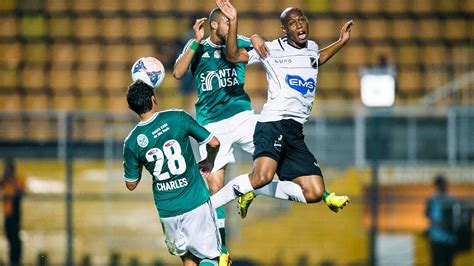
[123,110,212,218]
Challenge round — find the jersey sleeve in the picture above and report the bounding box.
[247,48,261,65]
[310,40,320,62]
[181,111,213,145]
[175,39,194,62]
[122,143,142,182]
[237,35,252,48]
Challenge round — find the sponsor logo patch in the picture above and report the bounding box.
[285,74,315,95]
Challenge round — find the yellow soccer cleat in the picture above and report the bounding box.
[218,252,231,266]
[325,192,350,213]
[237,192,256,219]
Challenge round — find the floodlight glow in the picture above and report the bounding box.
[360,74,395,107]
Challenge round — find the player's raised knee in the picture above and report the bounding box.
[249,171,274,188]
[304,188,324,203]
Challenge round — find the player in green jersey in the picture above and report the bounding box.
[122,80,223,266]
[173,8,266,261]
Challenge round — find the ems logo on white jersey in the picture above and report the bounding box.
[202,52,210,58]
[285,74,315,95]
[137,134,149,148]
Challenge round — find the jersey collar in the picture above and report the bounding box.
[204,37,225,48]
[138,112,158,126]
[280,35,308,51]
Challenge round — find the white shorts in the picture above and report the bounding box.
[199,110,258,172]
[160,201,221,259]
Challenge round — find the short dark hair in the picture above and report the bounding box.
[209,8,223,23]
[280,7,305,27]
[434,174,447,192]
[126,80,155,115]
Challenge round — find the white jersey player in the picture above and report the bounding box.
[211,0,353,217]
[247,36,320,124]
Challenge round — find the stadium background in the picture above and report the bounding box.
[0,0,472,265]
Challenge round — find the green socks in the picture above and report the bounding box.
[322,190,330,202]
[199,259,218,265]
[216,206,228,253]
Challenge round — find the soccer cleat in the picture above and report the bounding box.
[237,192,256,219]
[325,192,350,213]
[218,252,231,266]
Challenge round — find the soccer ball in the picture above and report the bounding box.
[131,57,165,89]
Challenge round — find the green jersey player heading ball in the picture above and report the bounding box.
[122,80,223,266]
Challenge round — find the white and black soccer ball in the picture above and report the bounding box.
[131,57,165,89]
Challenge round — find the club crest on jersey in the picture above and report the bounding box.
[285,74,315,95]
[137,134,149,148]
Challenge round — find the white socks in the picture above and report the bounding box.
[254,180,307,203]
[210,174,254,209]
[210,174,308,208]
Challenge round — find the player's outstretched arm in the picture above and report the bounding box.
[318,20,354,67]
[250,34,269,59]
[173,17,207,79]
[216,0,250,62]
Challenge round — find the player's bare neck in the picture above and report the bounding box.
[140,111,157,123]
[287,39,306,49]
[210,34,224,46]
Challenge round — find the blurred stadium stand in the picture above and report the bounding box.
[0,0,472,117]
[0,0,473,265]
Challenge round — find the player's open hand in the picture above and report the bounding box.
[251,34,269,59]
[193,17,207,43]
[216,0,237,21]
[339,20,354,44]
